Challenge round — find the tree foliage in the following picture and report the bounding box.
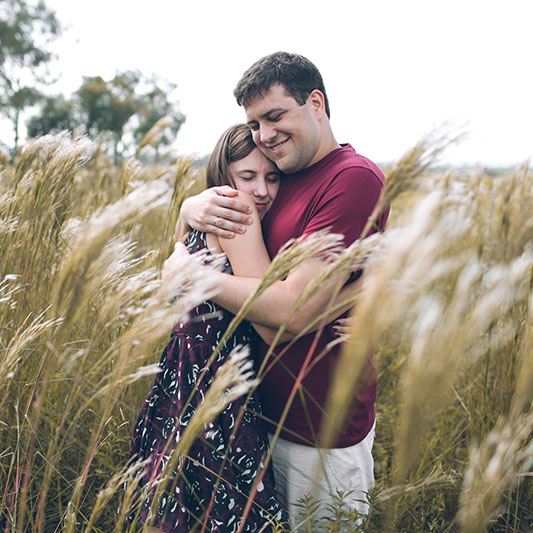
[133,77,185,159]
[76,72,139,161]
[1,2,184,161]
[27,70,186,162]
[26,94,76,138]
[0,0,61,153]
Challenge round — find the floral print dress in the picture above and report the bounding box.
[128,230,286,532]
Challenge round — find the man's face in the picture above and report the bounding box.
[244,83,322,174]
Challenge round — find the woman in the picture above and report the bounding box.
[128,124,352,532]
[129,124,286,532]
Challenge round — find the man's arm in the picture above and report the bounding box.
[211,192,353,341]
[251,280,360,344]
[213,166,386,333]
[162,238,354,341]
[173,166,386,336]
[213,193,345,336]
[176,186,254,240]
[210,259,349,334]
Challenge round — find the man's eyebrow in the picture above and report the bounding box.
[247,107,285,125]
[262,107,284,118]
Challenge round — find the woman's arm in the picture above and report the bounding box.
[217,192,287,343]
[218,192,270,275]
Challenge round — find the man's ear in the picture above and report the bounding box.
[307,89,327,120]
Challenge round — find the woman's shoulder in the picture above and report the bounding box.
[234,190,256,209]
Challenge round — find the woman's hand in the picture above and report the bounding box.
[179,186,254,239]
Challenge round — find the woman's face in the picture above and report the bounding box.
[229,148,281,219]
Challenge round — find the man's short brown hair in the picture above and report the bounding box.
[234,52,330,118]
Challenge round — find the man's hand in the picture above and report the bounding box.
[332,316,352,340]
[162,242,190,283]
[179,186,253,239]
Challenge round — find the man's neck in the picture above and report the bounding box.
[306,127,341,169]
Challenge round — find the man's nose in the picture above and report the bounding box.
[259,123,276,144]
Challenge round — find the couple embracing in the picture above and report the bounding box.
[128,51,389,532]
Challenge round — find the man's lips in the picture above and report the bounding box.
[266,138,288,153]
[255,203,268,210]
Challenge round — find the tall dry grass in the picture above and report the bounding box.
[0,129,531,532]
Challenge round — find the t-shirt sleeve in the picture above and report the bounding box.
[302,166,385,246]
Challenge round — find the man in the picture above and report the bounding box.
[177,52,389,523]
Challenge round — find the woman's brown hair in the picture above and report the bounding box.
[206,124,257,188]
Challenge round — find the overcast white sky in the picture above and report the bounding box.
[12,1,533,166]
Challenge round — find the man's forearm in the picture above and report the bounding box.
[212,272,279,327]
[212,266,346,333]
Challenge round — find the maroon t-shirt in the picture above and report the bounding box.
[258,144,389,447]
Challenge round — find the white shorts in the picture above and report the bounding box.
[268,424,375,526]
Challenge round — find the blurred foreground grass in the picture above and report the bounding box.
[0,131,531,532]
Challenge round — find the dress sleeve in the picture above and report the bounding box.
[302,166,385,246]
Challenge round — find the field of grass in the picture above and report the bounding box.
[0,130,531,532]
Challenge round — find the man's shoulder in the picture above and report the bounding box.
[327,144,385,185]
[323,144,385,184]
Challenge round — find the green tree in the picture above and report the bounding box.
[134,76,185,161]
[76,71,140,162]
[76,76,112,135]
[26,94,76,137]
[0,0,61,154]
[23,69,185,161]
[75,71,184,162]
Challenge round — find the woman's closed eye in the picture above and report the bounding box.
[237,173,255,181]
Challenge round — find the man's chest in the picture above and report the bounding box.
[264,185,324,256]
